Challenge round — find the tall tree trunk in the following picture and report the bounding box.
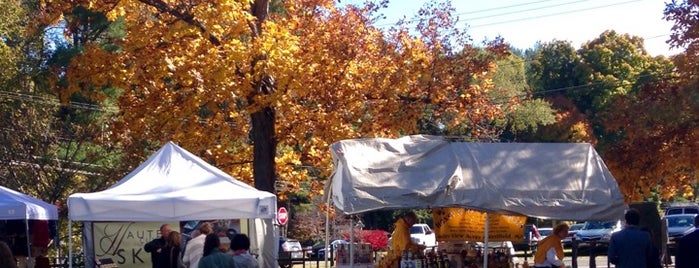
[252,106,276,193]
[250,0,274,193]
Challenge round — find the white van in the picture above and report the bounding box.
[410,223,437,248]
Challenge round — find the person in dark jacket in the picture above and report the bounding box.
[144,224,172,268]
[676,214,699,268]
[607,209,653,268]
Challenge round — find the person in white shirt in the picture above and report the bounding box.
[182,222,212,268]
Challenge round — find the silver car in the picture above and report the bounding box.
[574,220,622,246]
[664,214,697,242]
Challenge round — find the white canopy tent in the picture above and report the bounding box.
[0,185,58,265]
[328,135,626,267]
[67,142,278,267]
[0,185,58,221]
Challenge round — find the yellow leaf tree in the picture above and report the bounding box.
[40,0,517,197]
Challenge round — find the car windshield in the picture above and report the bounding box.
[570,224,584,231]
[410,226,423,234]
[538,229,553,237]
[667,216,695,227]
[583,221,616,230]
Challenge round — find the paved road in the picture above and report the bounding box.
[517,255,676,268]
[294,254,678,268]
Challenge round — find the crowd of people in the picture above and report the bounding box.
[144,223,259,268]
[532,208,699,268]
[5,209,699,268]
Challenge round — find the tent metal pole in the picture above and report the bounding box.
[25,218,32,267]
[324,186,333,267]
[68,218,72,268]
[483,213,489,268]
[349,217,354,268]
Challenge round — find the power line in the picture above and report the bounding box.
[463,0,592,22]
[374,0,570,27]
[471,0,642,28]
[373,0,640,28]
[0,90,116,112]
[457,0,561,16]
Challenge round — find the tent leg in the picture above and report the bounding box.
[483,213,489,268]
[25,219,32,268]
[324,186,332,267]
[350,217,354,268]
[68,219,72,268]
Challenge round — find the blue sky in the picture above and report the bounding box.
[341,0,679,56]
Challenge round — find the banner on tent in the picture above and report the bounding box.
[92,222,177,268]
[432,208,526,242]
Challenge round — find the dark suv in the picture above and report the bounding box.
[278,237,304,268]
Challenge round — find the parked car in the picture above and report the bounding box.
[311,239,349,260]
[665,204,699,216]
[563,223,584,248]
[573,220,622,247]
[537,227,553,239]
[278,237,304,268]
[410,223,437,248]
[664,214,697,243]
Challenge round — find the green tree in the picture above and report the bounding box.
[524,40,596,143]
[491,52,556,140]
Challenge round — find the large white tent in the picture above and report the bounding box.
[328,135,626,267]
[329,135,626,220]
[67,142,278,267]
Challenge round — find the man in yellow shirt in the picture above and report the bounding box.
[380,212,425,267]
[533,223,569,268]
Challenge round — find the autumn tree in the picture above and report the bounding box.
[595,0,699,201]
[39,0,518,199]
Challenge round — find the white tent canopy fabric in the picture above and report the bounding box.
[68,142,276,221]
[0,185,58,220]
[329,135,626,221]
[67,142,278,268]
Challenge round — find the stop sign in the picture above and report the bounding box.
[277,207,288,225]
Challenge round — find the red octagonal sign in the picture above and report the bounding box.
[277,207,288,225]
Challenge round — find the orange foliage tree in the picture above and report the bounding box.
[38,0,516,197]
[599,0,699,201]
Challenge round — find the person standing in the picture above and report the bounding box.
[145,224,172,268]
[197,234,237,268]
[183,222,212,268]
[379,211,425,268]
[161,231,183,268]
[676,214,699,268]
[0,241,17,268]
[533,223,569,268]
[607,209,653,268]
[230,234,258,268]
